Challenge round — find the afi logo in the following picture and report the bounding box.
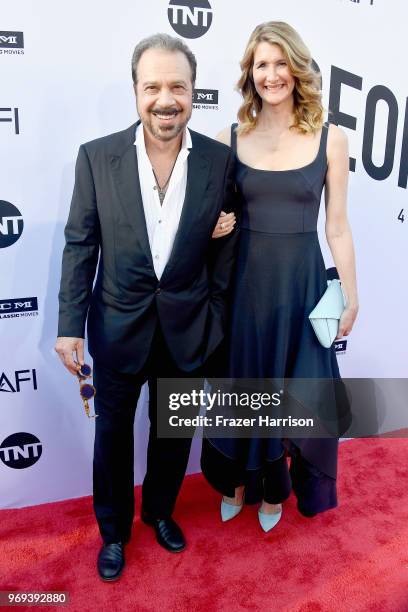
[0,108,20,134]
[0,369,37,393]
[0,201,24,248]
[168,0,213,39]
[0,433,42,469]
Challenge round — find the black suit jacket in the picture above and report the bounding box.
[58,122,239,373]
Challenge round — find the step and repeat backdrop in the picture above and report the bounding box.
[1,0,407,508]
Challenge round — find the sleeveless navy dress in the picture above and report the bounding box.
[201,122,340,516]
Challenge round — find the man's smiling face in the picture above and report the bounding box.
[134,48,193,142]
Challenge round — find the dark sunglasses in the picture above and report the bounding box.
[76,363,98,418]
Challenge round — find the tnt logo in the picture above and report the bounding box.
[0,433,42,469]
[0,201,24,248]
[168,0,213,39]
[0,31,24,49]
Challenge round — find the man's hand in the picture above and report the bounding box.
[55,337,85,375]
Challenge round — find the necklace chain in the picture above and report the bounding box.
[152,156,178,205]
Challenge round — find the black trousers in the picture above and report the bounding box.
[92,324,206,544]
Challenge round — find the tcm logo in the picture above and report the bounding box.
[0,107,20,134]
[0,201,24,248]
[0,369,38,393]
[0,433,42,469]
[335,339,348,354]
[0,31,24,48]
[193,89,218,104]
[0,297,39,319]
[168,0,213,39]
[193,88,219,110]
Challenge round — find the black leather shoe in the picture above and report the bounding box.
[141,510,186,553]
[97,542,125,581]
[297,503,317,518]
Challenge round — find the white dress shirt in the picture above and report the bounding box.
[134,123,192,280]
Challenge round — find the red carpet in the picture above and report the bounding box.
[2,438,408,612]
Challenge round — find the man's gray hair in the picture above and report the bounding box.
[131,33,197,85]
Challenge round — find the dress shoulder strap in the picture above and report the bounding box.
[230,123,238,153]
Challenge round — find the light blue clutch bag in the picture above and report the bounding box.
[309,279,346,348]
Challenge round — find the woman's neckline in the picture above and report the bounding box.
[235,125,326,174]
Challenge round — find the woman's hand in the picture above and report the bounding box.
[212,211,236,239]
[336,305,358,340]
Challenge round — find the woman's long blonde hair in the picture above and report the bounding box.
[237,21,324,135]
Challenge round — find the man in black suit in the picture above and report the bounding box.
[55,33,237,581]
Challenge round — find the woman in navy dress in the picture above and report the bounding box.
[201,21,359,531]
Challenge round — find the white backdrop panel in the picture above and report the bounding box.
[0,0,406,508]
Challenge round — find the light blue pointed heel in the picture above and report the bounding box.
[258,506,282,532]
[221,498,243,522]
